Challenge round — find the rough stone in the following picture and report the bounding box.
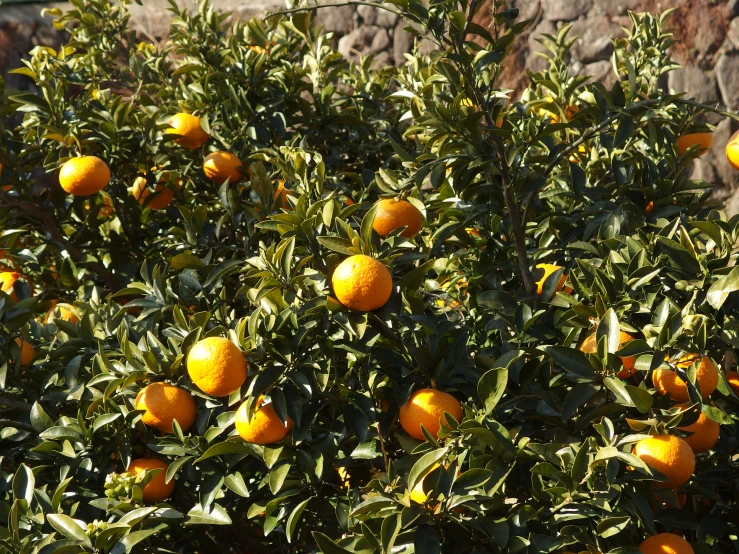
[570,16,623,63]
[512,0,542,21]
[727,17,739,48]
[393,23,416,64]
[526,19,557,72]
[730,0,739,17]
[357,4,398,28]
[370,27,391,52]
[667,64,720,103]
[541,0,593,21]
[318,4,357,35]
[591,0,641,16]
[576,60,615,87]
[716,50,739,108]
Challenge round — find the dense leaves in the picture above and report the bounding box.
[0,0,738,553]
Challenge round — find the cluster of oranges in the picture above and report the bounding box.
[47,123,455,501]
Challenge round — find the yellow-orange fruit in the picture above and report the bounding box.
[646,200,654,215]
[0,271,32,301]
[331,255,392,312]
[203,151,243,184]
[372,198,424,239]
[235,397,293,445]
[579,331,636,378]
[727,370,739,395]
[187,337,247,397]
[727,130,739,170]
[46,303,80,324]
[132,176,175,210]
[167,113,208,149]
[127,458,174,502]
[399,389,463,441]
[59,156,110,196]
[676,403,720,454]
[652,355,718,401]
[534,263,572,298]
[676,132,712,157]
[633,435,695,488]
[639,533,694,554]
[14,337,34,369]
[134,382,197,434]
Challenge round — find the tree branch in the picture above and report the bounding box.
[267,1,401,19]
[0,419,34,432]
[0,394,32,412]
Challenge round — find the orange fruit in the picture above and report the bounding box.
[134,382,197,434]
[534,263,572,298]
[652,355,718,401]
[166,113,208,149]
[372,198,424,239]
[132,176,175,210]
[727,130,739,170]
[399,388,463,441]
[639,533,694,554]
[273,179,294,209]
[187,337,247,397]
[633,435,695,488]
[46,303,80,323]
[676,132,712,157]
[675,403,720,454]
[14,337,34,369]
[331,255,392,312]
[0,271,32,301]
[235,397,293,445]
[579,331,636,378]
[59,156,110,196]
[726,370,739,395]
[646,200,654,215]
[409,463,440,504]
[203,151,243,183]
[127,457,174,502]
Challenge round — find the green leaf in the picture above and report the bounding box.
[381,513,401,553]
[317,236,357,256]
[269,463,290,495]
[47,514,88,543]
[171,253,204,271]
[477,367,508,414]
[407,448,447,491]
[12,464,34,505]
[29,402,54,432]
[561,383,599,421]
[414,526,441,554]
[286,497,312,543]
[542,346,596,378]
[313,531,354,554]
[186,504,232,525]
[707,266,739,310]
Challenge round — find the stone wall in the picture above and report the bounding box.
[3,0,739,208]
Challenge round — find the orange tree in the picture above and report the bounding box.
[1,0,739,553]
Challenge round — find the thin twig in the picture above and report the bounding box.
[268,1,402,19]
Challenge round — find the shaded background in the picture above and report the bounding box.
[2,0,738,209]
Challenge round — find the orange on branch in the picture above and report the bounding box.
[59,156,110,196]
[399,388,462,441]
[675,404,720,454]
[134,382,196,434]
[203,151,243,184]
[579,331,636,378]
[633,435,695,488]
[676,132,712,157]
[652,355,718,401]
[235,397,293,445]
[372,198,424,239]
[331,255,392,312]
[167,113,208,149]
[534,263,571,298]
[127,457,175,502]
[187,337,247,397]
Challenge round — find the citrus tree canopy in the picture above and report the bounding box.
[0,1,738,553]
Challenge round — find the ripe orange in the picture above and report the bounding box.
[235,397,293,445]
[187,337,247,397]
[410,463,440,504]
[134,382,197,434]
[14,337,34,369]
[331,255,392,312]
[639,533,694,554]
[372,198,424,239]
[727,130,739,170]
[203,151,243,184]
[167,113,208,149]
[273,179,293,209]
[59,156,110,196]
[399,388,463,441]
[727,370,739,395]
[633,435,695,488]
[675,403,720,454]
[127,457,174,502]
[579,331,636,378]
[676,132,712,157]
[132,176,175,210]
[0,272,31,301]
[46,303,80,323]
[646,200,654,215]
[534,263,572,298]
[652,355,718,401]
